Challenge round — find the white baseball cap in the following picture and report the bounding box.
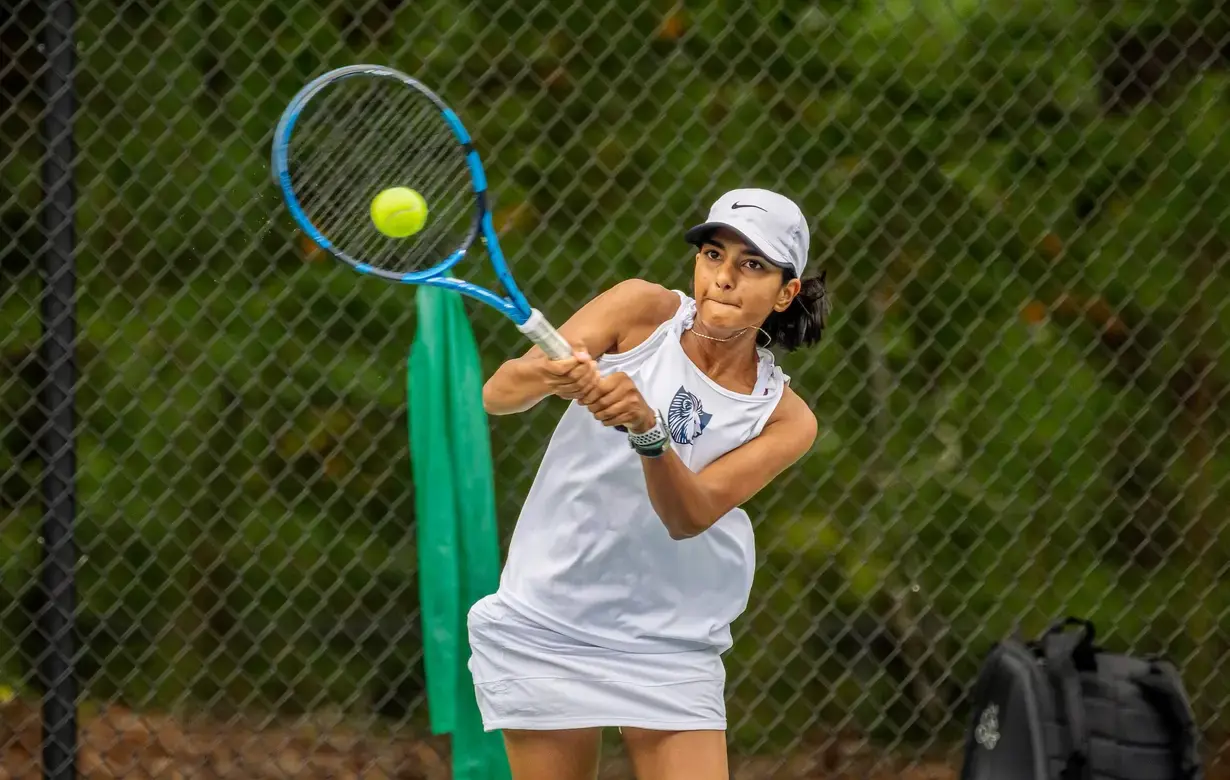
[684,188,810,278]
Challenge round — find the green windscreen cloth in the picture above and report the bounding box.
[408,284,511,780]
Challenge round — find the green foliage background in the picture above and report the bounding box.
[3,0,1229,754]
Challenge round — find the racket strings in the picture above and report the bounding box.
[296,80,394,204]
[300,81,439,240]
[356,103,463,259]
[406,131,475,255]
[288,75,475,274]
[308,87,432,248]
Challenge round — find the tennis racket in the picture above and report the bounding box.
[270,63,573,359]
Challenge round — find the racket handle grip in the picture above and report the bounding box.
[518,308,573,360]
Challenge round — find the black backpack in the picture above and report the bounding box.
[959,618,1202,780]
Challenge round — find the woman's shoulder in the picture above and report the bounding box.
[604,279,682,318]
[603,279,686,354]
[765,386,818,444]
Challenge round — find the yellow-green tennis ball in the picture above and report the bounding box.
[370,187,428,238]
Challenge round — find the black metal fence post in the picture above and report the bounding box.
[38,0,78,772]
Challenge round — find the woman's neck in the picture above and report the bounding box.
[681,326,760,393]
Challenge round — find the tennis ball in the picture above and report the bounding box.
[370,187,428,238]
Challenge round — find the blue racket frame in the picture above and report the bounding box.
[271,64,537,326]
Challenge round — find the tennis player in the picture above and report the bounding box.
[469,188,829,779]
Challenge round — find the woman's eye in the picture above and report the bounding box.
[706,249,721,260]
[746,259,764,270]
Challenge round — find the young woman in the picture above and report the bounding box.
[469,188,830,780]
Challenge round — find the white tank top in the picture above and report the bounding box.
[496,291,788,654]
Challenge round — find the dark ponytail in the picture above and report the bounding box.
[763,269,830,351]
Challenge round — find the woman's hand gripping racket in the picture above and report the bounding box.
[271,64,573,359]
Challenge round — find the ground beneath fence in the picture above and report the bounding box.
[1,699,1227,779]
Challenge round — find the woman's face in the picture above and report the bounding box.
[692,227,800,334]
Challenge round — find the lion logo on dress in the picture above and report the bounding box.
[667,387,712,445]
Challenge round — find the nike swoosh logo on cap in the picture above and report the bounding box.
[731,201,767,211]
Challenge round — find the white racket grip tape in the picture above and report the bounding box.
[518,309,573,360]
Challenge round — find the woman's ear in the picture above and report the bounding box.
[776,277,801,312]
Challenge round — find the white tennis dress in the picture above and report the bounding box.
[467,291,787,731]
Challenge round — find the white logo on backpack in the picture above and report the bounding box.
[975,704,1001,750]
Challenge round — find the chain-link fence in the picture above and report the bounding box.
[4,0,1230,777]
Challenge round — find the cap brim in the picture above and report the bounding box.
[683,221,792,271]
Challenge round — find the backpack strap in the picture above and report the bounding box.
[1043,618,1099,668]
[1134,659,1203,780]
[1042,627,1092,780]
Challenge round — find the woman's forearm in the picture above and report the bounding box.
[482,357,551,415]
[640,453,718,540]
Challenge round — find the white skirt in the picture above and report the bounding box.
[466,593,727,732]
